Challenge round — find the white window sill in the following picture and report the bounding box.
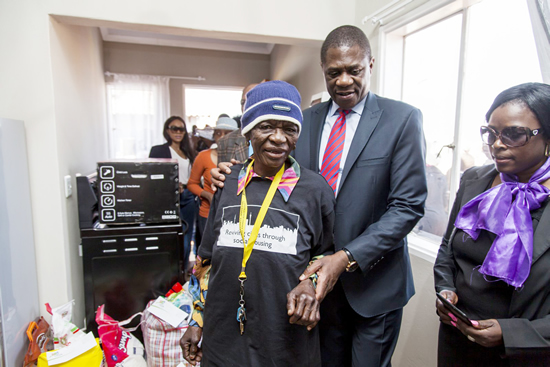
[407,232,440,263]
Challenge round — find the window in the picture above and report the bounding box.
[184,86,243,130]
[381,0,542,250]
[106,74,169,159]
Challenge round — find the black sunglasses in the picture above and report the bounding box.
[168,126,185,133]
[480,125,541,148]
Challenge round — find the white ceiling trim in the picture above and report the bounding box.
[100,27,275,54]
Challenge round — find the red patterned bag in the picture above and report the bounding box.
[96,305,146,367]
[141,300,194,367]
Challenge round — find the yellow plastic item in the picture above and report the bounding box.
[37,338,103,367]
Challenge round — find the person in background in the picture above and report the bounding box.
[188,116,238,243]
[434,83,550,367]
[216,83,259,163]
[194,127,215,153]
[149,116,197,267]
[180,81,335,366]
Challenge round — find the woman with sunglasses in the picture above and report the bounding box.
[149,116,197,267]
[434,83,550,367]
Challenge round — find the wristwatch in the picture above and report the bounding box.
[342,248,359,272]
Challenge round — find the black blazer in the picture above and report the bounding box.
[434,165,550,366]
[149,143,172,158]
[294,92,427,317]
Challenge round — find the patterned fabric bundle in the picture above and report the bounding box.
[141,300,195,367]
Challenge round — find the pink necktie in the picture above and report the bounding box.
[320,109,350,193]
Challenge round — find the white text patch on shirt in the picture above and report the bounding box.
[216,205,299,255]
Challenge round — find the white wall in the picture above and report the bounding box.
[271,44,326,109]
[0,2,107,328]
[47,0,355,44]
[393,255,439,367]
[49,19,108,326]
[0,1,68,321]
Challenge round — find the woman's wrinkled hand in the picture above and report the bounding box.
[286,279,320,331]
[180,326,203,365]
[210,160,239,192]
[435,290,458,326]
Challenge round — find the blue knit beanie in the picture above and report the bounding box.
[241,80,302,136]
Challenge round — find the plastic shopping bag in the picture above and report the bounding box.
[45,301,85,348]
[36,333,103,367]
[96,304,147,367]
[23,317,52,367]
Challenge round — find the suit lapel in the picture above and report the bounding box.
[310,102,331,173]
[460,167,497,207]
[339,93,382,188]
[532,200,550,264]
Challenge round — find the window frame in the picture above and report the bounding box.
[376,0,492,259]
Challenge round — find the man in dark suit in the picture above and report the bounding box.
[297,25,427,367]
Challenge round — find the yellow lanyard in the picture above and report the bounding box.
[238,160,284,280]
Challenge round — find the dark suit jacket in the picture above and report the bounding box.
[149,143,171,158]
[434,165,550,366]
[294,92,427,317]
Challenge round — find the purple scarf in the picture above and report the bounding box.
[455,157,550,287]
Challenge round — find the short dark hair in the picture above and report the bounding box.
[162,116,196,163]
[486,83,550,136]
[321,25,371,64]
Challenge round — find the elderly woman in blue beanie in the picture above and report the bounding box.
[180,81,335,366]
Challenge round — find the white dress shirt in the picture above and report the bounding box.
[169,146,191,185]
[318,96,367,196]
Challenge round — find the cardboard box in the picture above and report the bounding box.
[97,160,179,224]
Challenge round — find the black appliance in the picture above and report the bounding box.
[77,174,184,338]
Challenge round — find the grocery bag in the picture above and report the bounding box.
[23,317,51,367]
[96,304,147,367]
[36,333,103,367]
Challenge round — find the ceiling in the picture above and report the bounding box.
[100,27,275,55]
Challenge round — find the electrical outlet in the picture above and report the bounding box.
[64,175,72,198]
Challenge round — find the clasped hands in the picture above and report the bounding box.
[287,250,349,332]
[436,290,503,348]
[206,161,348,332]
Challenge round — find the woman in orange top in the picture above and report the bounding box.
[188,117,239,242]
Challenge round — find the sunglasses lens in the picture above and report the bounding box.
[501,127,528,147]
[169,126,184,133]
[480,127,496,145]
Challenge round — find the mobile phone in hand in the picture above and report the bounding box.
[436,292,473,326]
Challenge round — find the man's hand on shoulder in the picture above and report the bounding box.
[210,159,240,192]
